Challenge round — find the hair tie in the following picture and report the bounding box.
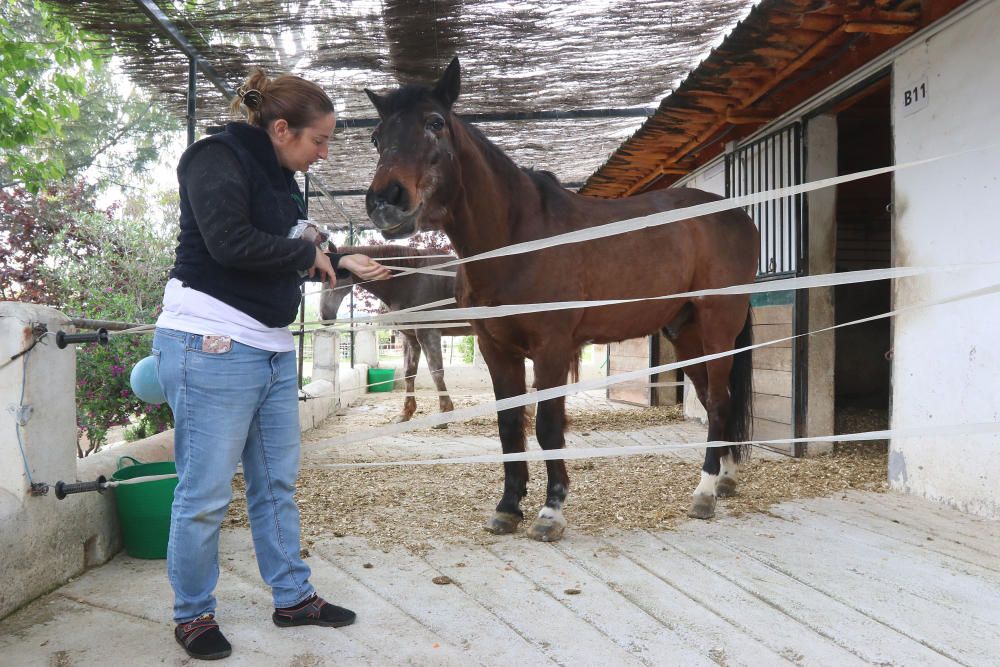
[237,85,263,109]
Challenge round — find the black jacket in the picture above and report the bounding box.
[170,122,346,327]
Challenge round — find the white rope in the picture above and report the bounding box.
[387,143,998,281]
[308,148,982,300]
[309,262,996,328]
[106,144,1000,337]
[103,473,178,487]
[319,421,1000,469]
[378,264,456,277]
[303,280,1000,454]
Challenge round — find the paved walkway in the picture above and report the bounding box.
[3,392,999,665]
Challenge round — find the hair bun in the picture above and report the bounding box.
[237,85,264,109]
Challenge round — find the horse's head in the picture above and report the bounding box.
[364,58,462,240]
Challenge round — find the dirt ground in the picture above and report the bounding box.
[224,388,889,553]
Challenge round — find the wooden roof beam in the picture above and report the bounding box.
[725,110,775,124]
[843,21,918,34]
[621,26,848,197]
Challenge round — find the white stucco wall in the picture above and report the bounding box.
[889,0,1000,518]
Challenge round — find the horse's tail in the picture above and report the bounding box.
[727,309,754,463]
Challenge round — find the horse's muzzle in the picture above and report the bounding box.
[368,203,420,240]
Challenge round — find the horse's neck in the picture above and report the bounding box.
[448,128,543,256]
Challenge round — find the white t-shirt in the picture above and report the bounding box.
[155,278,295,352]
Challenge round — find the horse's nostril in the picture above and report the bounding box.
[368,181,410,212]
[385,182,404,207]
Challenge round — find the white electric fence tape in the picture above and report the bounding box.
[385,145,995,279]
[309,143,996,305]
[318,263,995,329]
[306,280,1000,461]
[321,421,1000,469]
[101,145,1000,472]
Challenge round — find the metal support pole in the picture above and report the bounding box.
[298,175,309,388]
[186,57,196,145]
[348,216,356,368]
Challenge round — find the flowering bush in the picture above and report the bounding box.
[52,212,175,453]
[75,338,173,452]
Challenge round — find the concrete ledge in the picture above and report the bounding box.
[299,379,336,431]
[338,363,369,406]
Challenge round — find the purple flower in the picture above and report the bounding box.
[120,389,130,397]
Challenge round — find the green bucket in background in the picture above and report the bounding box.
[111,455,178,559]
[367,367,396,393]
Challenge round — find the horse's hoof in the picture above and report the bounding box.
[432,422,449,430]
[687,494,716,520]
[485,512,522,535]
[716,476,738,498]
[526,516,567,542]
[391,414,412,424]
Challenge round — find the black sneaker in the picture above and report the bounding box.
[174,613,232,660]
[273,594,356,628]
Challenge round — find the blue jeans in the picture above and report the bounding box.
[153,328,313,623]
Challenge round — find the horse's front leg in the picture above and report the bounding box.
[391,332,420,424]
[478,338,528,535]
[525,353,572,542]
[416,328,453,429]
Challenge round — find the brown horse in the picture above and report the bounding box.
[320,245,473,425]
[364,58,759,541]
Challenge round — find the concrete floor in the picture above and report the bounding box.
[3,392,1000,666]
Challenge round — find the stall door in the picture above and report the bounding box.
[725,123,805,454]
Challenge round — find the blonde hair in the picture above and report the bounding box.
[231,68,334,132]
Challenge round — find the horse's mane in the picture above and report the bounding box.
[462,122,567,203]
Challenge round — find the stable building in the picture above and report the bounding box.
[584,0,1000,518]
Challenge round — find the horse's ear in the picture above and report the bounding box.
[365,88,389,119]
[432,57,461,110]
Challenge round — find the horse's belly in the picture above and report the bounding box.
[575,301,686,344]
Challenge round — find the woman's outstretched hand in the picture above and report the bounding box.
[309,247,338,287]
[338,254,392,281]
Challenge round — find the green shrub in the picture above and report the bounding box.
[42,204,176,453]
[458,335,475,364]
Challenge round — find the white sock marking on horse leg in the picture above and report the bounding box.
[720,453,738,483]
[538,506,566,526]
[694,470,717,497]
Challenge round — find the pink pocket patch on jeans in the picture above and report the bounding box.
[201,335,232,354]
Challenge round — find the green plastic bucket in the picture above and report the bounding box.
[111,455,178,559]
[367,367,396,393]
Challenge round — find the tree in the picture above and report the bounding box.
[0,0,98,191]
[0,181,104,302]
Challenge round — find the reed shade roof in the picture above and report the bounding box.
[47,0,756,228]
[581,0,965,198]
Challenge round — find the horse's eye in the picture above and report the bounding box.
[370,131,379,149]
[427,117,445,132]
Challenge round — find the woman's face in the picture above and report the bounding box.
[269,111,336,173]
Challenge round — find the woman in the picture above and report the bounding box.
[153,69,390,661]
